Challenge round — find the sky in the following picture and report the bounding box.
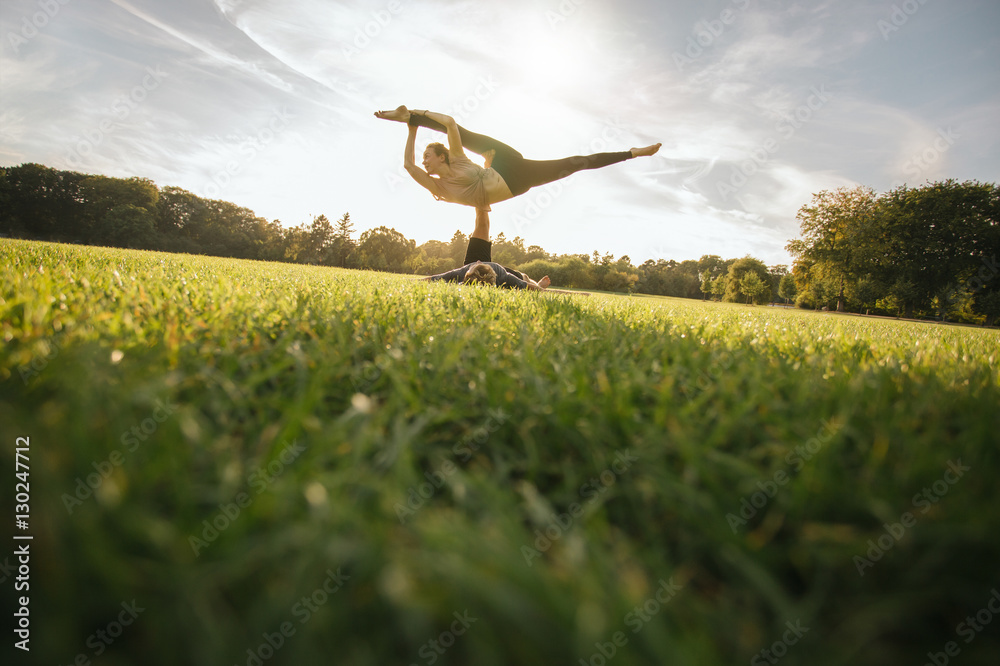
[1,0,998,266]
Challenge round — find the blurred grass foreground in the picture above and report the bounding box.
[2,238,999,666]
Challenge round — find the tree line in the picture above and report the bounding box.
[2,164,996,322]
[0,163,791,302]
[786,181,999,325]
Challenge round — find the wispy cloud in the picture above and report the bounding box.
[109,0,295,93]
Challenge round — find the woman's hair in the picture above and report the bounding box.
[463,262,496,286]
[427,142,450,165]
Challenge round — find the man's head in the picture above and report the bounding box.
[463,262,497,286]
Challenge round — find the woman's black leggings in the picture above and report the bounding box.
[409,113,633,197]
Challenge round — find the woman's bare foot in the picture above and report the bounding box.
[538,275,551,289]
[374,105,410,123]
[630,143,662,158]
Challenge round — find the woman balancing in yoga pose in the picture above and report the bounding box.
[374,105,661,212]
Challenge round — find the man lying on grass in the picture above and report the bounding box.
[423,258,549,290]
[421,208,560,292]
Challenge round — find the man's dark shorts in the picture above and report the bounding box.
[464,237,492,265]
[464,237,524,279]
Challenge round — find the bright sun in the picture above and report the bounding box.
[484,25,601,153]
[507,27,594,93]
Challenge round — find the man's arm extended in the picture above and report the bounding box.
[424,265,468,283]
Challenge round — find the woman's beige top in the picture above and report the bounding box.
[432,155,513,211]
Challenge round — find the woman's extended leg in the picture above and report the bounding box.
[407,111,523,162]
[499,144,661,197]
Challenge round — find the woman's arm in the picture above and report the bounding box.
[403,123,418,169]
[414,109,465,159]
[403,125,442,197]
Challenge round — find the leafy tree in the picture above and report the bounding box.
[0,163,86,240]
[697,254,726,277]
[638,260,668,295]
[786,186,878,312]
[840,274,883,315]
[328,212,357,267]
[724,256,770,304]
[778,274,797,304]
[975,290,1000,327]
[524,245,549,262]
[873,181,999,317]
[699,270,714,300]
[98,204,157,248]
[768,265,788,303]
[875,278,919,318]
[157,186,208,243]
[600,270,638,293]
[290,214,335,265]
[739,272,767,305]
[788,180,999,319]
[519,258,562,284]
[519,256,595,289]
[447,230,468,265]
[710,275,726,300]
[559,255,597,289]
[492,233,527,267]
[356,226,416,273]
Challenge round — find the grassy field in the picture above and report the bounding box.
[2,238,999,666]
